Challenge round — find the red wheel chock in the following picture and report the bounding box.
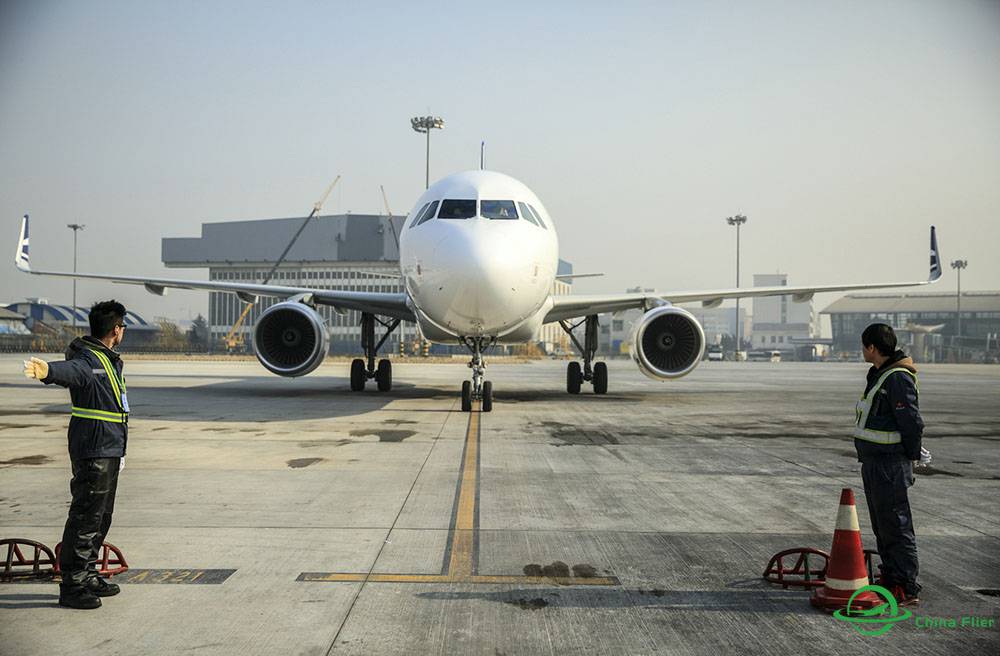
[54,542,129,577]
[763,547,829,589]
[1,538,58,582]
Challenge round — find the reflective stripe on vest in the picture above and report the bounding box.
[87,348,126,409]
[853,366,916,444]
[71,347,128,424]
[71,406,125,423]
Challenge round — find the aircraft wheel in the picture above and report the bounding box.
[482,380,493,412]
[376,359,392,392]
[567,362,582,394]
[461,380,472,412]
[350,358,366,391]
[593,361,608,395]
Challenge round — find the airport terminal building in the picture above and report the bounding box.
[821,290,1000,362]
[162,214,573,354]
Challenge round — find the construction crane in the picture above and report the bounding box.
[378,185,408,355]
[377,186,425,357]
[222,176,341,352]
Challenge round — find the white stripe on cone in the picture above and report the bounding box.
[835,504,860,532]
[824,576,871,590]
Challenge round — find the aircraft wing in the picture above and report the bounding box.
[544,226,941,323]
[13,215,415,321]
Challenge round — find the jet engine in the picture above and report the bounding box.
[630,306,706,380]
[252,301,328,377]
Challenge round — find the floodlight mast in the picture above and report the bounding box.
[67,223,86,330]
[726,214,748,358]
[410,116,445,189]
[951,259,968,361]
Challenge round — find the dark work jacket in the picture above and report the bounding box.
[854,350,923,462]
[41,336,128,460]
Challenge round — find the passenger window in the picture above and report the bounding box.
[409,202,430,229]
[527,204,547,229]
[517,202,538,226]
[439,199,477,219]
[416,200,439,226]
[481,200,518,220]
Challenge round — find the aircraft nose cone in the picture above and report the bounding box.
[430,224,530,333]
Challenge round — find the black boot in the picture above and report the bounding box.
[59,586,102,610]
[84,576,121,597]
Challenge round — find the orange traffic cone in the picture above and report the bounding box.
[811,488,882,611]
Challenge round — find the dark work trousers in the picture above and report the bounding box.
[59,457,121,589]
[861,456,920,595]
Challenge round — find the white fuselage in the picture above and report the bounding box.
[398,170,559,343]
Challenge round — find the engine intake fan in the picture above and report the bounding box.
[630,305,705,380]
[253,301,328,377]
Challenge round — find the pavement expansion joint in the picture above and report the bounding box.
[297,402,620,587]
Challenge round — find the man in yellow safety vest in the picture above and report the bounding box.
[24,300,129,610]
[855,323,925,605]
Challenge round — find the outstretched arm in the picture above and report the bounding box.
[24,357,93,388]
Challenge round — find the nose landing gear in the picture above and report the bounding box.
[350,313,400,392]
[461,336,495,412]
[560,314,608,395]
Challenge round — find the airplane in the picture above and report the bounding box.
[14,170,942,412]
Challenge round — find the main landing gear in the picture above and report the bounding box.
[460,336,496,412]
[559,315,608,395]
[350,313,400,392]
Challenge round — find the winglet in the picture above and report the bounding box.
[15,214,30,272]
[928,225,941,282]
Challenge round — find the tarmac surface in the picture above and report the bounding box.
[1,355,998,655]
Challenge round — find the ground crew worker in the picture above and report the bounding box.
[23,300,129,610]
[855,323,923,605]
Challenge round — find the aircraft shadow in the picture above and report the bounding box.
[34,377,457,423]
[18,375,653,423]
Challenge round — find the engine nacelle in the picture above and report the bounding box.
[630,305,706,380]
[252,301,328,377]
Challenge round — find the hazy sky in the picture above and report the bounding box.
[2,1,998,333]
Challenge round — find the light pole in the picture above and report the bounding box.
[410,115,444,189]
[951,259,968,361]
[726,214,748,358]
[67,223,86,331]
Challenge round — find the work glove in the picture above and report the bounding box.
[22,357,48,380]
[915,447,932,468]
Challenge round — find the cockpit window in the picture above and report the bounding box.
[439,199,476,219]
[481,200,518,220]
[409,202,430,229]
[517,202,539,226]
[415,200,439,226]
[526,203,547,229]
